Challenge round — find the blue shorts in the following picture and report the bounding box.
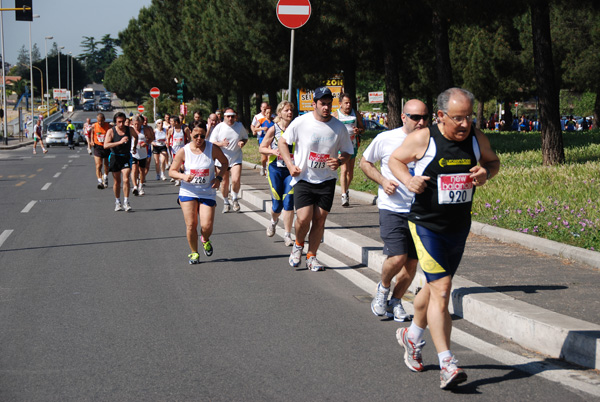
[177,196,217,207]
[409,221,470,282]
[257,134,265,145]
[379,209,417,258]
[267,163,294,213]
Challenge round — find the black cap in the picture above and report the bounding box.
[313,87,333,101]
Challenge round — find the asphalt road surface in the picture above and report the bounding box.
[1,137,598,400]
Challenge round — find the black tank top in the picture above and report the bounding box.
[111,126,131,155]
[408,124,479,232]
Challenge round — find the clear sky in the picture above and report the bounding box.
[2,0,153,65]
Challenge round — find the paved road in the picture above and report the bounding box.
[0,141,598,400]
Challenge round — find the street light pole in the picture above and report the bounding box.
[58,46,64,95]
[44,36,53,114]
[28,14,40,133]
[69,52,73,101]
[1,0,8,143]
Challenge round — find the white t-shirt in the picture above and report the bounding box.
[131,129,148,160]
[251,112,265,127]
[362,127,414,213]
[284,112,354,186]
[209,121,248,166]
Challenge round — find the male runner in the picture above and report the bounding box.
[83,117,93,155]
[278,87,354,271]
[360,99,429,322]
[389,88,500,389]
[92,113,111,189]
[104,112,139,212]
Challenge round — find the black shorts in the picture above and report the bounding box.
[379,209,417,258]
[132,158,147,168]
[293,179,336,212]
[152,145,168,154]
[108,153,132,172]
[94,144,110,159]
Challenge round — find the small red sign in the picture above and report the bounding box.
[277,0,311,29]
[138,105,145,113]
[150,87,160,99]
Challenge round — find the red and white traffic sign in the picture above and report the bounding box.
[150,87,160,99]
[277,0,311,29]
[137,105,145,113]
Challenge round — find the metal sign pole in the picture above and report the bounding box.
[1,1,8,144]
[287,29,295,102]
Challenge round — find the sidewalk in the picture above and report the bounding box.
[239,162,600,370]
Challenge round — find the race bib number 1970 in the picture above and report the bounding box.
[437,173,473,204]
[308,152,329,169]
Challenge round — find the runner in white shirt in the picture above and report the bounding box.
[360,99,428,322]
[167,116,191,186]
[130,115,155,196]
[278,87,354,271]
[209,107,248,213]
[83,117,93,155]
[152,119,169,180]
[169,125,229,264]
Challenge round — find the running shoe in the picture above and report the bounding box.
[260,167,266,176]
[201,236,213,257]
[306,255,325,271]
[284,236,294,247]
[386,298,410,322]
[132,186,139,196]
[139,187,145,196]
[175,180,181,186]
[115,202,123,212]
[232,199,240,212]
[43,149,48,154]
[123,201,132,212]
[440,356,467,389]
[289,243,302,267]
[188,252,200,264]
[341,191,349,207]
[98,181,104,190]
[88,148,92,155]
[396,327,425,372]
[266,219,278,237]
[170,177,175,183]
[222,203,231,213]
[161,174,167,181]
[33,150,37,154]
[156,174,161,180]
[103,179,109,188]
[371,282,390,316]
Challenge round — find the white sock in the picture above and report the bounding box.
[285,232,291,238]
[103,174,107,180]
[408,322,425,344]
[378,282,390,292]
[271,218,278,225]
[224,199,230,205]
[98,178,103,183]
[232,191,239,200]
[124,197,129,203]
[438,350,453,368]
[115,198,120,203]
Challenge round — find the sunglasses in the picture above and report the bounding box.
[405,113,427,122]
[193,134,206,139]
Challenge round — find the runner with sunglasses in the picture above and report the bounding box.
[169,125,228,264]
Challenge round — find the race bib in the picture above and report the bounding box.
[174,138,184,146]
[190,168,209,185]
[308,152,329,169]
[139,140,146,147]
[157,138,166,145]
[438,173,473,204]
[96,134,105,143]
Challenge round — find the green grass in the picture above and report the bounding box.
[243,129,600,250]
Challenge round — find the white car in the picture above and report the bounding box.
[45,122,84,146]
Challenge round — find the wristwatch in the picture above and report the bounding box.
[216,175,223,182]
[337,157,344,166]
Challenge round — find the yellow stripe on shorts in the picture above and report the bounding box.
[408,221,446,275]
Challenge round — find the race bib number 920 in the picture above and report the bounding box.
[437,173,473,204]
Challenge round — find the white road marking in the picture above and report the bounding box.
[239,200,600,397]
[21,200,37,213]
[0,230,14,248]
[41,183,52,190]
[43,155,56,158]
[54,172,61,178]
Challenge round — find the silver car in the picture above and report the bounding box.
[45,122,84,146]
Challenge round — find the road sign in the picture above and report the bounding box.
[180,104,187,116]
[150,87,160,99]
[514,102,519,106]
[277,0,311,29]
[368,91,384,104]
[138,105,145,113]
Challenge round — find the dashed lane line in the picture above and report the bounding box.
[21,201,37,213]
[41,183,52,191]
[53,172,61,178]
[0,230,14,248]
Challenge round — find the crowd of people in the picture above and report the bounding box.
[66,86,499,391]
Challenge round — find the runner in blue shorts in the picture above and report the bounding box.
[389,88,500,390]
[259,101,296,246]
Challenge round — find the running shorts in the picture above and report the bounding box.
[177,196,217,207]
[108,153,132,172]
[152,145,168,154]
[267,164,294,213]
[293,179,336,212]
[132,158,147,168]
[379,209,417,258]
[94,144,110,159]
[408,221,470,282]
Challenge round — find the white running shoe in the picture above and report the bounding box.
[440,356,467,389]
[175,180,181,186]
[396,327,425,372]
[306,255,325,271]
[341,191,349,207]
[115,202,123,212]
[161,174,166,181]
[123,201,132,212]
[232,199,240,212]
[289,243,302,267]
[222,203,231,214]
[139,187,145,196]
[266,219,278,237]
[371,282,390,316]
[284,236,294,247]
[88,148,92,155]
[170,177,175,183]
[386,298,410,322]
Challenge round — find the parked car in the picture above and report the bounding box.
[363,119,387,131]
[83,101,96,112]
[98,98,112,111]
[46,122,84,146]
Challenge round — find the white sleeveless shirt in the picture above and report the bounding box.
[179,142,216,200]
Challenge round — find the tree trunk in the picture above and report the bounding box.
[476,100,484,129]
[236,91,244,125]
[384,47,402,129]
[210,95,218,113]
[426,93,434,125]
[243,90,251,130]
[432,10,454,93]
[343,60,357,107]
[255,93,263,116]
[594,91,600,126]
[268,90,279,109]
[531,0,564,165]
[503,100,512,131]
[222,92,229,110]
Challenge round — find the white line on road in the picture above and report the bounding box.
[239,200,600,397]
[0,230,14,248]
[21,200,37,213]
[41,183,52,191]
[62,165,68,169]
[68,155,80,158]
[44,155,56,158]
[54,172,61,178]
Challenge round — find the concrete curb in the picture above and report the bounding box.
[239,181,600,370]
[0,139,34,150]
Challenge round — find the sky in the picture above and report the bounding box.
[2,0,153,65]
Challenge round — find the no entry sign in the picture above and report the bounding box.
[150,87,160,99]
[276,0,311,29]
[138,105,145,113]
